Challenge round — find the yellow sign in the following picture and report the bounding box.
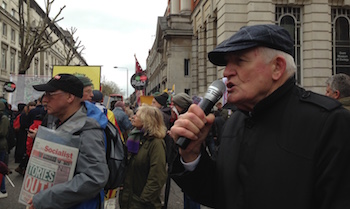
[53,66,101,90]
[140,96,154,105]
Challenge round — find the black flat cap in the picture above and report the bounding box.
[208,24,294,66]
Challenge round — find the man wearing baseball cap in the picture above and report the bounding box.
[170,24,350,209]
[28,74,109,209]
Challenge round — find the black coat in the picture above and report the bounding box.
[171,78,350,209]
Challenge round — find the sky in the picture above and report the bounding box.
[36,0,168,97]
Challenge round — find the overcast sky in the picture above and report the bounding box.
[37,0,168,97]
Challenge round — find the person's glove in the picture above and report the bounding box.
[0,161,9,175]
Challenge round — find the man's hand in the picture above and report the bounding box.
[169,104,215,163]
[27,128,38,139]
[28,198,35,209]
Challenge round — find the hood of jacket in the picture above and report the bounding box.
[85,101,108,129]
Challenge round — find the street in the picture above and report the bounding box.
[0,148,212,209]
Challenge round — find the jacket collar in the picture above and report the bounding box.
[56,104,87,134]
[248,77,295,117]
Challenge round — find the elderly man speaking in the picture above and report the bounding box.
[169,24,350,209]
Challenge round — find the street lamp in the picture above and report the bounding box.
[114,66,129,99]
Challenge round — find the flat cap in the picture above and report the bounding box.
[208,24,294,66]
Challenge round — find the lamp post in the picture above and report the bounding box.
[114,66,129,99]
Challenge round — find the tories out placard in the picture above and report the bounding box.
[18,127,79,206]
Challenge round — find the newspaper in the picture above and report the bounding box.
[19,126,80,206]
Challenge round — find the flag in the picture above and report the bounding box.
[134,54,143,73]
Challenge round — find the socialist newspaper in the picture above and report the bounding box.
[19,126,79,206]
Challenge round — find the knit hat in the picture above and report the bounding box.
[114,101,125,111]
[92,90,103,102]
[154,92,168,107]
[75,75,93,87]
[172,93,192,113]
[33,74,84,98]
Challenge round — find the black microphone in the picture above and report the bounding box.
[176,80,226,149]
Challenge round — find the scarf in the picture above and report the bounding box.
[126,128,144,154]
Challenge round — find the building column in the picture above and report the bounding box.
[302,2,332,93]
[198,27,207,95]
[191,35,199,96]
[171,0,180,14]
[206,17,218,85]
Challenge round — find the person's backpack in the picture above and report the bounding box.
[103,120,127,190]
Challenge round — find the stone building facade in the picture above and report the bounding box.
[0,0,86,95]
[146,0,193,95]
[147,0,350,97]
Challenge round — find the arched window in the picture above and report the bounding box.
[276,7,302,84]
[332,8,350,75]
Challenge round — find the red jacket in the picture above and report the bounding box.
[26,119,42,156]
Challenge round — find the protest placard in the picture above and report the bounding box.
[19,126,79,206]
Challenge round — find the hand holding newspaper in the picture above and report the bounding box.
[19,126,80,206]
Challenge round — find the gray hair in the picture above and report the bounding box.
[258,47,296,78]
[326,73,350,98]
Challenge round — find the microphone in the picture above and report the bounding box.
[176,80,226,149]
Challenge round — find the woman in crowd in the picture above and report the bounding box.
[119,105,167,209]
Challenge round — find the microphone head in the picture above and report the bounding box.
[204,80,226,103]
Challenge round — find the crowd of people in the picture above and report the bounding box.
[0,23,349,209]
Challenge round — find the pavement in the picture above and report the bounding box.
[1,148,212,209]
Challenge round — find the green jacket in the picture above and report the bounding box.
[0,114,9,151]
[120,135,167,209]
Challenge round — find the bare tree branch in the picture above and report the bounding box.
[18,0,66,74]
[63,27,85,65]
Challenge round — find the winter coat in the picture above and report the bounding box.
[171,78,350,209]
[26,119,42,156]
[0,114,9,151]
[33,103,109,209]
[120,135,167,209]
[112,107,132,133]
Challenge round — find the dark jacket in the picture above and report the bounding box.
[171,78,350,209]
[0,114,9,151]
[120,136,167,209]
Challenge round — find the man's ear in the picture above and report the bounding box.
[67,94,76,103]
[334,90,340,100]
[271,56,286,81]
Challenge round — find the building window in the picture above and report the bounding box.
[1,47,7,70]
[45,64,49,75]
[332,8,350,75]
[11,9,16,17]
[10,50,15,73]
[2,23,7,37]
[1,2,6,10]
[11,28,15,42]
[34,58,39,75]
[275,6,302,85]
[184,59,190,76]
[185,88,190,95]
[18,54,21,72]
